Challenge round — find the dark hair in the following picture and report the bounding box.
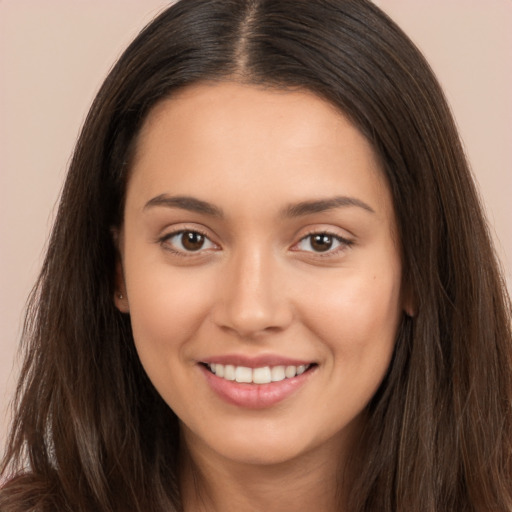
[2,0,511,510]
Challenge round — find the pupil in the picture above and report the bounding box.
[182,232,204,251]
[311,234,333,252]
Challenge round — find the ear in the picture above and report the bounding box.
[114,258,130,313]
[112,229,130,313]
[402,283,417,318]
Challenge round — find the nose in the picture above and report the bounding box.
[212,246,293,338]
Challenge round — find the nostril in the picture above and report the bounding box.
[212,299,294,338]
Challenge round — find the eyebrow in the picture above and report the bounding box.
[282,196,375,217]
[143,194,224,217]
[143,194,375,218]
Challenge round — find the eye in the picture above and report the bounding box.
[295,232,352,254]
[161,230,217,254]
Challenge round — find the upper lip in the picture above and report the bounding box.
[200,354,315,368]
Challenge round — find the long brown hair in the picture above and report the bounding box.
[2,1,511,510]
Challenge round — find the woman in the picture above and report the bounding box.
[1,0,511,510]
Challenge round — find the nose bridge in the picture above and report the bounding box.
[215,240,291,336]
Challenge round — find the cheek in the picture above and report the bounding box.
[298,269,402,357]
[126,261,214,364]
[125,264,219,412]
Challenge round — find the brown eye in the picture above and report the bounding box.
[310,234,334,252]
[162,230,216,254]
[181,231,205,251]
[294,232,351,255]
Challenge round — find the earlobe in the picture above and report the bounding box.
[402,282,417,318]
[404,304,415,318]
[403,295,416,318]
[114,256,130,313]
[114,289,130,313]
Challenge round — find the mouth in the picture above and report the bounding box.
[201,362,316,384]
[198,360,317,409]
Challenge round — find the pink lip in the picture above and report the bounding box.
[199,362,316,409]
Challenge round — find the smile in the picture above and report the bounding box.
[205,363,312,384]
[199,360,317,409]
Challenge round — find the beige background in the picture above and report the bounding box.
[1,1,511,448]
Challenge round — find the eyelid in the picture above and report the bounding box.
[290,228,354,256]
[158,225,220,255]
[156,224,353,258]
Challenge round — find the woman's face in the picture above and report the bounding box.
[117,82,406,466]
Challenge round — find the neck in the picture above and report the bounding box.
[180,431,352,512]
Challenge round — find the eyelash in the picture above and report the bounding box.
[159,228,217,257]
[158,228,353,258]
[294,230,354,257]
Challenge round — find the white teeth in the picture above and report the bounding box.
[207,363,311,384]
[285,366,296,378]
[270,365,286,382]
[224,365,236,381]
[253,366,272,384]
[235,366,252,383]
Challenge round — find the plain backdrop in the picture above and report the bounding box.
[1,0,511,448]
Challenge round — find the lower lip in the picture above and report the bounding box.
[200,365,315,409]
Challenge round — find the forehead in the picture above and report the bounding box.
[133,83,359,170]
[127,81,394,223]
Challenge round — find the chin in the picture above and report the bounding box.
[183,420,349,469]
[215,444,307,467]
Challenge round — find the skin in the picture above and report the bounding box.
[115,82,408,511]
